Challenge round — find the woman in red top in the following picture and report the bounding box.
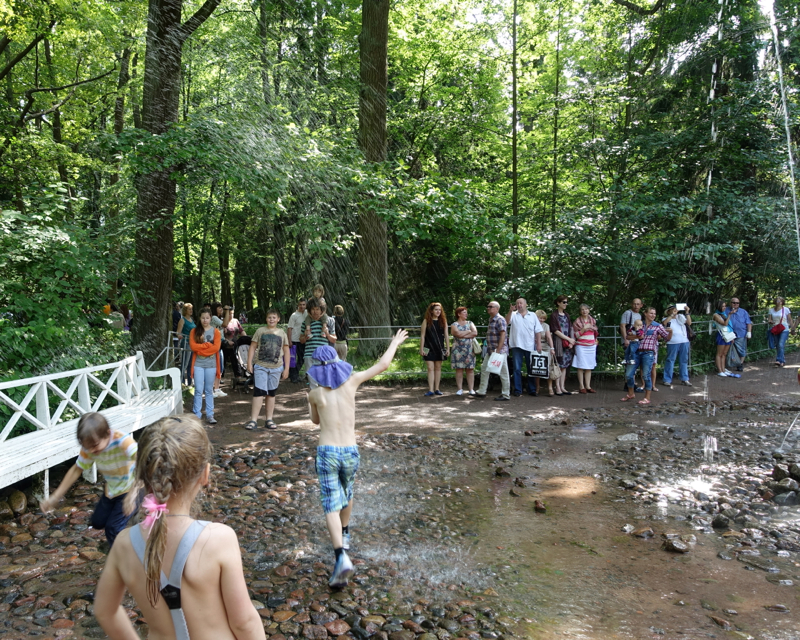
[572,304,598,393]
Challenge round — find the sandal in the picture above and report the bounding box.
[621,396,634,402]
[548,391,555,397]
[637,398,651,405]
[244,420,258,430]
[265,419,277,429]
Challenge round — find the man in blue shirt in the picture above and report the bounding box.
[727,298,752,372]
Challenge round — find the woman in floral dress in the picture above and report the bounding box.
[548,295,575,395]
[450,306,478,396]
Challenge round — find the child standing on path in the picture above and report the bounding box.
[94,415,265,640]
[40,412,141,547]
[189,309,222,425]
[307,330,408,587]
[245,309,290,430]
[300,298,336,386]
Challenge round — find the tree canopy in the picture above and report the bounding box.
[1,0,799,374]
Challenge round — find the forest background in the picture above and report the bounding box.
[1,0,799,378]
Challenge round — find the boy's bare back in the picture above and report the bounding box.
[308,330,408,446]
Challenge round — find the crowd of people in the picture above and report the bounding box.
[418,294,798,405]
[169,290,796,423]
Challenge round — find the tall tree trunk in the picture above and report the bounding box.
[130,52,142,129]
[258,0,271,104]
[551,5,561,231]
[216,184,232,306]
[132,0,221,364]
[274,215,286,313]
[42,39,71,205]
[511,0,519,277]
[357,0,391,357]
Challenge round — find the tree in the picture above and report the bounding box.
[131,0,222,364]
[357,0,391,356]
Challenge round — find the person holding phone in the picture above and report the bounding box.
[662,305,692,388]
[420,302,449,396]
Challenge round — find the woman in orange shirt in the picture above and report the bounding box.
[190,309,222,425]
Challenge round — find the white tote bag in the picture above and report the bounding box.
[486,351,507,374]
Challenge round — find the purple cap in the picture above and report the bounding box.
[307,345,354,389]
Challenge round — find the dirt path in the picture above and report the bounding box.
[197,354,800,639]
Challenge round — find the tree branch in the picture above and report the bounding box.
[610,0,665,16]
[179,0,223,42]
[23,64,116,98]
[0,21,56,83]
[0,35,10,57]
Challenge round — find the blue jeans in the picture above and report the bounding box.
[626,350,654,391]
[511,347,536,394]
[91,491,141,547]
[727,335,747,369]
[663,342,689,384]
[769,328,790,364]
[193,366,215,419]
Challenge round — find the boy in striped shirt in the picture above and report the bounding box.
[41,412,140,547]
[300,297,336,387]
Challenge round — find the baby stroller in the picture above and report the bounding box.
[231,335,254,393]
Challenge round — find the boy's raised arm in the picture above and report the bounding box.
[351,330,408,386]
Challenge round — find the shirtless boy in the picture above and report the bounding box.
[307,329,408,587]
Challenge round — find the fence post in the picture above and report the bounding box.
[77,374,98,484]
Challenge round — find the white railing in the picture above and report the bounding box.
[0,353,146,439]
[0,351,182,497]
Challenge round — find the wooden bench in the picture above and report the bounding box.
[0,351,182,499]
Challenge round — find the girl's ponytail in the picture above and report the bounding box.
[132,416,212,608]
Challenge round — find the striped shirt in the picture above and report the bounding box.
[76,430,137,498]
[300,319,331,353]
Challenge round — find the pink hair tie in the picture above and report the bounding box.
[142,493,168,529]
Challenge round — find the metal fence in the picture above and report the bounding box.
[149,320,787,378]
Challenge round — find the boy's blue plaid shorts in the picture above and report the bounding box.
[315,445,360,514]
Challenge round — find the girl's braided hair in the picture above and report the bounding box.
[124,415,212,607]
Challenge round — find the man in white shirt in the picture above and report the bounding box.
[287,298,307,382]
[504,298,543,397]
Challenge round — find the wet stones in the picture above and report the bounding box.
[494,468,511,478]
[711,514,730,529]
[8,490,27,515]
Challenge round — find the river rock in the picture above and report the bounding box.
[776,478,799,493]
[325,620,351,636]
[0,501,12,518]
[389,631,415,640]
[617,433,638,442]
[8,490,26,515]
[712,515,730,529]
[773,491,797,506]
[663,539,690,553]
[303,624,328,639]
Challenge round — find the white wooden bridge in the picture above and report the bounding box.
[0,352,182,499]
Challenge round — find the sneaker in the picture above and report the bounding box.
[329,551,354,588]
[216,389,228,398]
[724,369,733,375]
[424,391,435,397]
[717,372,729,377]
[468,390,476,396]
[456,390,463,396]
[434,390,444,396]
[474,392,486,398]
[207,416,217,425]
[342,532,351,550]
[680,380,693,386]
[512,390,522,397]
[494,395,510,401]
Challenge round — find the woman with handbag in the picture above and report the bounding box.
[572,304,598,393]
[536,310,557,397]
[768,296,795,367]
[450,306,478,396]
[548,295,575,395]
[420,302,449,396]
[713,300,736,377]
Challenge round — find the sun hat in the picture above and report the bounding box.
[308,345,353,389]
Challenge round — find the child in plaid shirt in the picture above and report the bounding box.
[307,330,407,587]
[41,412,141,546]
